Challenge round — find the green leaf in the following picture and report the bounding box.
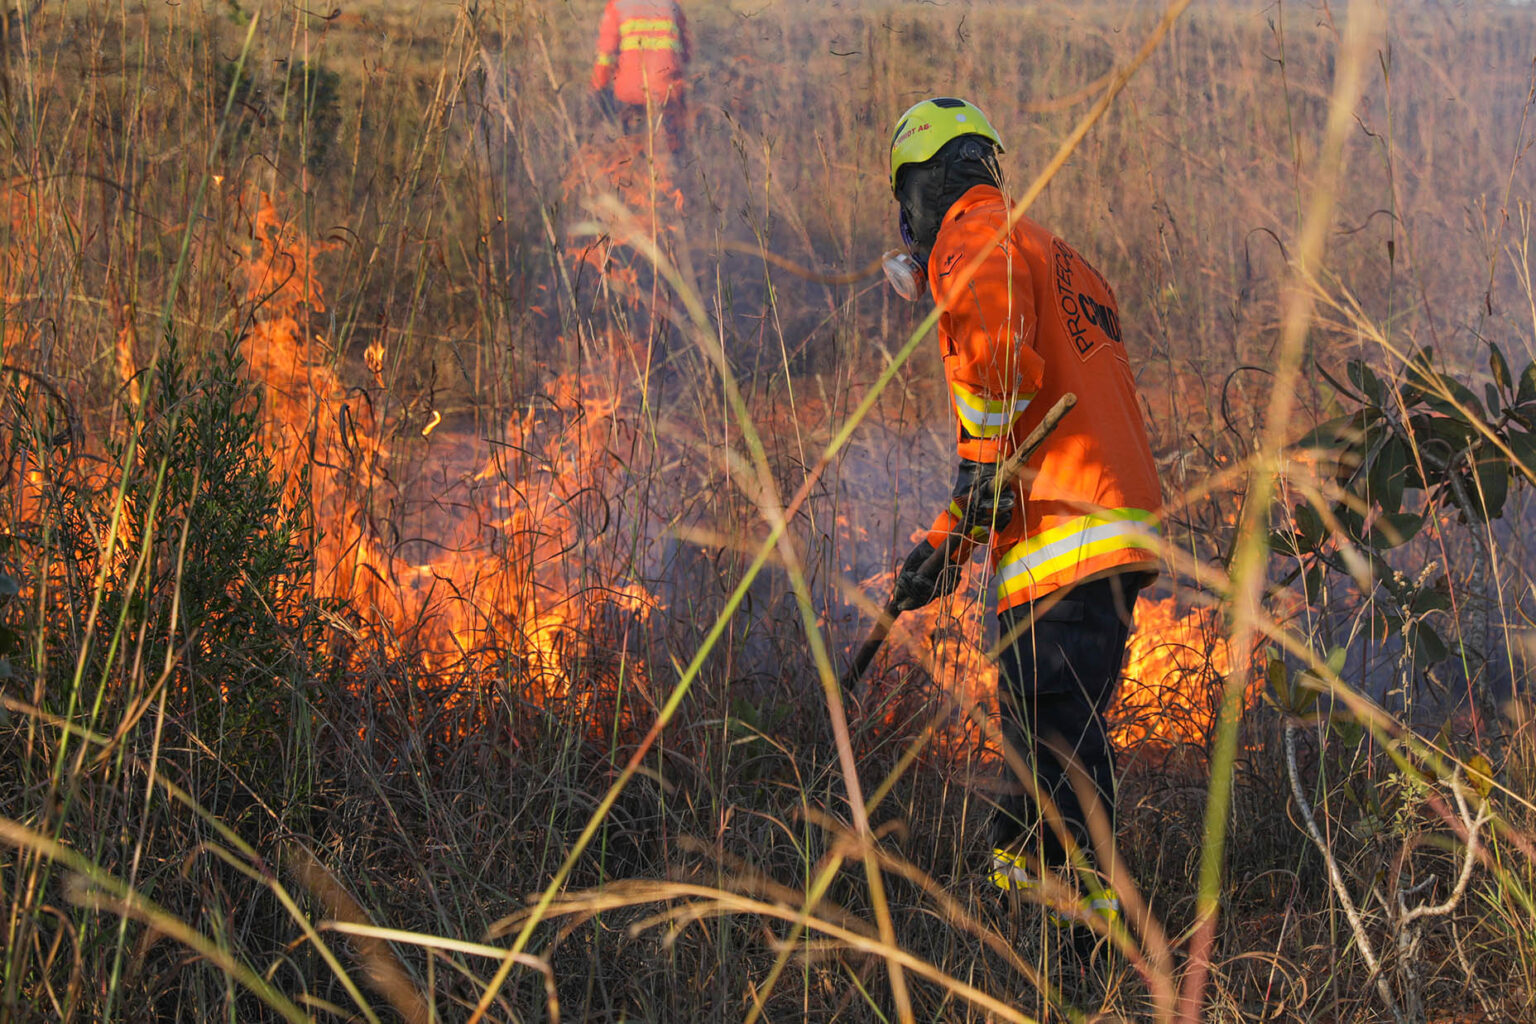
[1302,563,1324,604]
[1467,753,1495,799]
[1347,359,1386,406]
[1507,431,1536,481]
[1410,583,1452,615]
[1369,553,1400,594]
[1297,411,1366,452]
[1324,645,1348,675]
[1518,362,1536,408]
[1491,343,1513,394]
[1461,447,1511,522]
[1264,654,1301,713]
[1402,347,1438,403]
[1448,376,1484,413]
[1376,608,1404,641]
[1336,504,1367,543]
[1419,414,1476,450]
[1486,382,1503,419]
[1267,652,1288,694]
[1367,434,1410,513]
[1268,647,1326,717]
[1423,377,1484,422]
[1409,621,1449,664]
[1331,715,1365,748]
[1291,674,1321,714]
[1367,511,1424,549]
[1480,449,1511,519]
[1294,503,1324,548]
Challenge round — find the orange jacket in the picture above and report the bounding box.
[922,184,1162,612]
[590,0,689,108]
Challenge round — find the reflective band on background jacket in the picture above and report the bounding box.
[620,35,682,51]
[620,18,678,34]
[922,184,1163,611]
[591,0,690,107]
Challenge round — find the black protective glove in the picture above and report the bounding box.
[893,538,964,612]
[954,458,1016,535]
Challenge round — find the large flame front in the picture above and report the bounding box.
[235,190,657,709]
[93,183,1254,752]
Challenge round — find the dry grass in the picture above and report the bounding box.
[2,0,1536,1021]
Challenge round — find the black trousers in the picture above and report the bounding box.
[618,101,685,154]
[991,571,1150,871]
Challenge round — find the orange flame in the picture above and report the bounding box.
[234,190,659,718]
[859,583,1259,763]
[1115,596,1256,750]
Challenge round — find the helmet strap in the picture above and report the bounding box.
[899,209,927,271]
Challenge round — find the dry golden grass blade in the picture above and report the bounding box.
[0,817,313,1024]
[320,922,560,1021]
[289,846,433,1024]
[488,878,1045,1024]
[324,921,554,968]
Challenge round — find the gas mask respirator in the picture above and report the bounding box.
[882,249,924,302]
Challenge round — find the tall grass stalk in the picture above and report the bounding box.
[1180,4,1384,1019]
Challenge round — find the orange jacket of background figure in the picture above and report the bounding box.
[590,0,690,108]
[923,183,1163,614]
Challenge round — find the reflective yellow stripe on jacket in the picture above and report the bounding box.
[620,36,683,51]
[618,18,682,51]
[995,508,1159,606]
[952,381,1032,440]
[943,499,991,542]
[620,18,678,33]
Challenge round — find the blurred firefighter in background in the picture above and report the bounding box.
[590,0,691,154]
[882,97,1163,931]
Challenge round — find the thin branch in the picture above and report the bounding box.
[1285,722,1405,1024]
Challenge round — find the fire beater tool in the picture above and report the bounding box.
[840,392,1078,694]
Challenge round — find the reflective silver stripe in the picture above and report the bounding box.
[988,849,1039,891]
[952,382,1030,438]
[995,512,1159,598]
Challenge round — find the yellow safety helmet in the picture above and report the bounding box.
[888,97,1005,191]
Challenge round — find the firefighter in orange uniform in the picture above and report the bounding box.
[590,0,690,153]
[884,97,1163,924]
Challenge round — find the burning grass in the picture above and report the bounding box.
[2,1,1536,1022]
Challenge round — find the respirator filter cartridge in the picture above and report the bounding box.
[882,249,925,302]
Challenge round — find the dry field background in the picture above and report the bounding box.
[3,0,1536,1021]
